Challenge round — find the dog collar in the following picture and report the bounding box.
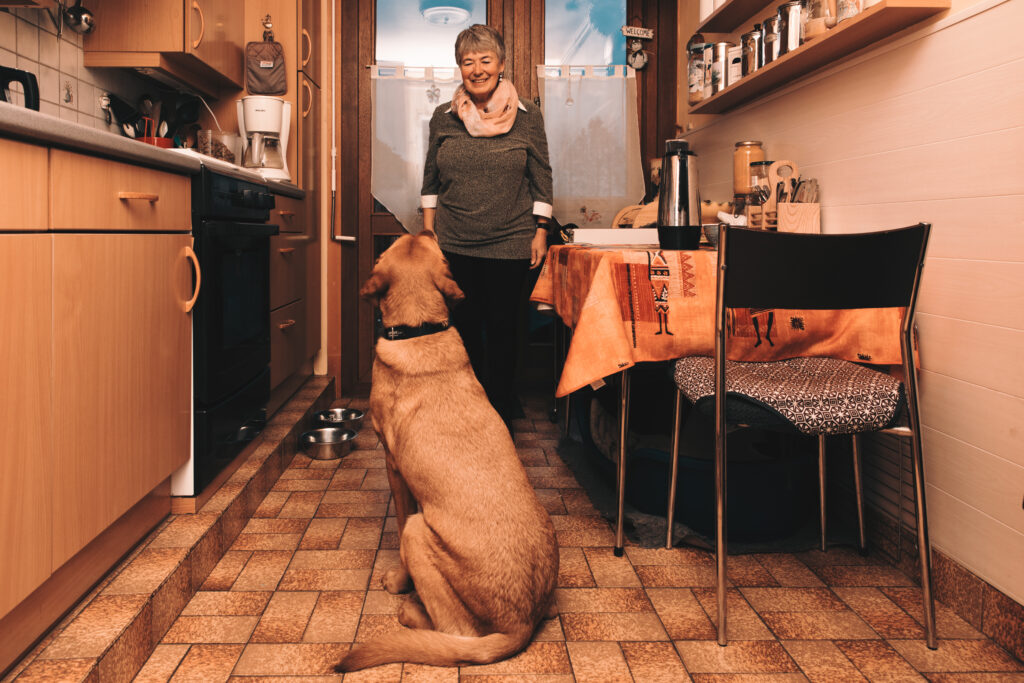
[379,321,451,341]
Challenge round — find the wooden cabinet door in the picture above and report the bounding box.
[0,139,47,232]
[51,235,193,569]
[186,0,244,86]
[297,73,320,235]
[0,235,53,617]
[299,0,321,86]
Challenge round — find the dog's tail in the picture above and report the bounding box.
[335,624,533,672]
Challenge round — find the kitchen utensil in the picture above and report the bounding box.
[106,93,141,137]
[657,139,702,250]
[0,66,40,110]
[63,0,96,34]
[314,408,364,431]
[300,428,356,461]
[767,159,799,209]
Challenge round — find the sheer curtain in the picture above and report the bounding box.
[370,65,460,233]
[537,65,645,228]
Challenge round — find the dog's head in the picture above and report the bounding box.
[360,229,464,326]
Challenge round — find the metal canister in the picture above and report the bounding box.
[741,27,763,76]
[704,41,734,98]
[777,0,804,56]
[761,16,781,64]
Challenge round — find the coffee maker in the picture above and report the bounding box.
[237,95,291,181]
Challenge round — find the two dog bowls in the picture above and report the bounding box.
[300,408,365,461]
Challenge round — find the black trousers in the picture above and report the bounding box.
[443,250,530,420]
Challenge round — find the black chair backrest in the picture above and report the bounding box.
[721,223,930,310]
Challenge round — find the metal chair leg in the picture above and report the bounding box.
[851,434,868,555]
[666,388,683,549]
[818,435,827,552]
[614,368,631,557]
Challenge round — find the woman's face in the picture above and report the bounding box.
[459,50,504,103]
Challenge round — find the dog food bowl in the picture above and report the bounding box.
[300,428,356,461]
[314,408,365,431]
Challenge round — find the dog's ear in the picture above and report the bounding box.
[360,272,388,301]
[433,268,465,304]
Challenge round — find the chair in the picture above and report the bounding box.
[665,223,936,649]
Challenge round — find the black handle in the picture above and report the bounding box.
[0,66,40,111]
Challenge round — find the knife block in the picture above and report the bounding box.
[746,203,820,233]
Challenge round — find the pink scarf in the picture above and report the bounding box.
[451,79,520,137]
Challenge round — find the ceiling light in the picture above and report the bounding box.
[421,6,471,25]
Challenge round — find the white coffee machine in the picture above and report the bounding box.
[237,95,291,181]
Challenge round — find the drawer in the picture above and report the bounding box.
[50,150,190,232]
[270,236,305,310]
[270,298,306,389]
[0,139,48,231]
[272,194,306,234]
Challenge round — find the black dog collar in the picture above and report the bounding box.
[379,321,451,341]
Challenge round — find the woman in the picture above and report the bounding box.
[421,24,553,433]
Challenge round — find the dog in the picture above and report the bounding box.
[336,229,559,672]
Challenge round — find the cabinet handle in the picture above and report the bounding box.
[302,28,312,68]
[278,319,297,331]
[302,79,312,119]
[184,245,201,313]
[191,0,205,50]
[118,191,159,202]
[278,247,296,254]
[278,210,296,218]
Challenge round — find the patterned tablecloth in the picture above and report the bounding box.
[530,244,905,398]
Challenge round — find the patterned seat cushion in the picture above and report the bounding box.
[673,356,904,435]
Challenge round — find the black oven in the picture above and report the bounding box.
[189,168,278,493]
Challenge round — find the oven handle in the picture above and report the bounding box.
[184,245,201,313]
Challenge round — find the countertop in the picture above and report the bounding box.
[0,102,305,199]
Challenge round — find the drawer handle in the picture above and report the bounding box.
[118,192,159,202]
[278,210,296,218]
[302,28,312,68]
[278,247,296,254]
[184,245,201,313]
[302,79,313,118]
[191,0,205,49]
[279,319,297,331]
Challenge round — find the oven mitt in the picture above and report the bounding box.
[246,40,286,95]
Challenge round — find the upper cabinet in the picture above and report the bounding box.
[299,0,321,86]
[688,0,949,115]
[84,0,244,98]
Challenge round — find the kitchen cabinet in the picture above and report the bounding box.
[297,72,320,236]
[0,139,47,231]
[688,0,950,115]
[51,234,193,568]
[83,0,244,96]
[0,235,53,618]
[299,0,321,87]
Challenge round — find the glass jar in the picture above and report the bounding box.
[733,141,765,196]
[687,44,706,105]
[741,26,763,76]
[750,159,773,196]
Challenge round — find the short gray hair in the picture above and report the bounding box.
[454,24,506,64]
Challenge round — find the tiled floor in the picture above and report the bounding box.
[131,392,1024,682]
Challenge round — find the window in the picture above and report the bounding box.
[376,0,488,67]
[546,0,627,66]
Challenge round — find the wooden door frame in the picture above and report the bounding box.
[333,0,677,394]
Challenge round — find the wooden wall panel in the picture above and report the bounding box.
[683,0,1024,602]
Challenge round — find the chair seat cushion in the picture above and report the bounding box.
[674,356,904,435]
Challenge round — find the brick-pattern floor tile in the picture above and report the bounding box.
[232,643,349,676]
[181,591,271,616]
[249,591,318,643]
[834,639,925,681]
[561,612,669,641]
[303,591,364,643]
[692,588,775,640]
[646,588,717,640]
[555,587,651,613]
[583,547,642,587]
[881,586,985,639]
[565,641,632,682]
[460,641,572,676]
[834,587,924,639]
[232,551,293,591]
[888,639,1024,673]
[557,547,596,588]
[675,640,800,674]
[169,643,243,681]
[299,518,349,550]
[621,641,692,682]
[783,639,868,681]
[163,616,259,644]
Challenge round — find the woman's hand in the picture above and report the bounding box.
[530,226,548,269]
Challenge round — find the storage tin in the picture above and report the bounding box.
[777,0,804,56]
[741,27,763,75]
[761,16,781,64]
[703,41,734,98]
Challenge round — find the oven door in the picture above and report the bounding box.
[193,221,278,407]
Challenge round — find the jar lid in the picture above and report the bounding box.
[750,160,773,166]
[735,140,763,147]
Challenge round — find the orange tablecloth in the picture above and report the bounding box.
[530,244,905,397]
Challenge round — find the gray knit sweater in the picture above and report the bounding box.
[421,98,553,259]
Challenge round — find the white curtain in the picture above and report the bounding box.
[538,65,645,229]
[370,65,460,233]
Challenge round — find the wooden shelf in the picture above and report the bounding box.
[698,0,775,34]
[690,0,950,115]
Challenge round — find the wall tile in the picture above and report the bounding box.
[58,34,77,79]
[15,13,38,61]
[38,63,58,103]
[1,11,17,51]
[37,27,57,67]
[0,46,16,68]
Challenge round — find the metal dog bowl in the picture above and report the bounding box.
[314,408,365,431]
[300,428,356,461]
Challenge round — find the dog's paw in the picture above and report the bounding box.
[397,594,433,629]
[381,567,413,594]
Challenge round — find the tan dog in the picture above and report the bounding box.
[336,230,558,672]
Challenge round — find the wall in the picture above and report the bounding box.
[0,6,151,132]
[680,0,1024,605]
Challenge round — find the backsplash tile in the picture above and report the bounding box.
[1,7,150,134]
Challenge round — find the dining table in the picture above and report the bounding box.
[530,242,907,553]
